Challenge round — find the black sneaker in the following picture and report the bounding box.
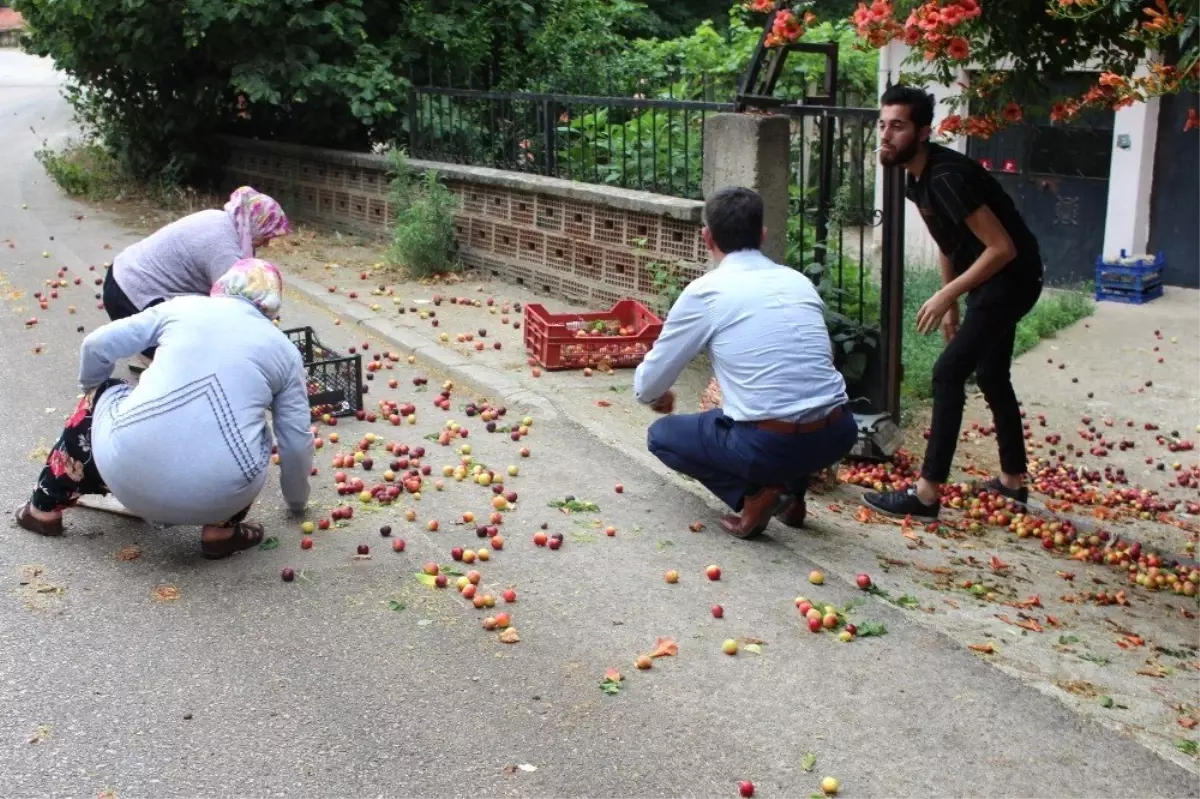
[982,477,1029,506]
[862,487,940,520]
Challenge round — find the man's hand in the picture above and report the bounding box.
[941,302,959,343]
[916,288,957,335]
[649,390,676,415]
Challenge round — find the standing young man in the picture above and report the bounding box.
[634,187,858,539]
[862,85,1045,520]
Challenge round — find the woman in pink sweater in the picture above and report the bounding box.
[103,186,291,370]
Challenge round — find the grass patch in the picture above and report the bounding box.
[35,137,209,212]
[900,268,1095,406]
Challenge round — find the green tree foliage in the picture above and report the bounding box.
[12,0,879,183]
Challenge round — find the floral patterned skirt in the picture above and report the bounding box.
[31,379,126,513]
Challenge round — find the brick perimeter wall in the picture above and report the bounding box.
[217,137,711,312]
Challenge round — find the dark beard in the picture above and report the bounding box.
[880,139,920,167]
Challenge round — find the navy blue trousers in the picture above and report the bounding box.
[647,408,858,512]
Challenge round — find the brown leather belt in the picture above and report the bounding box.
[753,406,845,434]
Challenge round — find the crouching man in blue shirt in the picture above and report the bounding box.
[633,187,858,539]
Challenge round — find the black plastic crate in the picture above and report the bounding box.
[284,327,364,419]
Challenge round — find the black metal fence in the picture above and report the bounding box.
[408,85,734,200]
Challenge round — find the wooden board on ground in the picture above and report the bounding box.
[76,495,142,519]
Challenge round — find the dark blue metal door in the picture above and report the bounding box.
[967,74,1114,286]
[1148,91,1199,288]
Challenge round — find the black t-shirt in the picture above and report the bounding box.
[905,143,1043,307]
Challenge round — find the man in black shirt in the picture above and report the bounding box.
[863,85,1045,520]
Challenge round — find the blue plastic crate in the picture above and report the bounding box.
[1095,250,1165,304]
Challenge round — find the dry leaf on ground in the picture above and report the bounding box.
[650,637,678,658]
[499,627,520,644]
[152,585,180,602]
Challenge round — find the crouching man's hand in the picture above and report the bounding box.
[649,390,675,415]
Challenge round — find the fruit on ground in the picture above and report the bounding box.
[423,562,439,576]
[300,537,313,550]
[434,574,448,588]
[706,565,722,581]
[722,639,738,655]
[821,777,840,795]
[301,521,314,534]
[839,630,854,643]
[281,568,295,582]
[808,616,822,633]
[809,570,824,585]
[739,781,755,798]
[533,531,548,546]
[392,539,406,552]
[712,604,724,618]
[636,655,653,670]
[822,613,839,629]
[665,570,680,584]
[503,588,517,603]
[856,573,872,589]
[357,544,370,556]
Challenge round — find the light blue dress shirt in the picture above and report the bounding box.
[633,249,849,423]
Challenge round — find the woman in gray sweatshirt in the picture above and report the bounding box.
[15,259,314,559]
[103,186,292,369]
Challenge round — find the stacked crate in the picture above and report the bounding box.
[1095,251,1165,305]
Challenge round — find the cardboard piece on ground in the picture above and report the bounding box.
[76,495,141,519]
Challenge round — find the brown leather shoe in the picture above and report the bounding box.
[775,497,807,529]
[720,486,784,539]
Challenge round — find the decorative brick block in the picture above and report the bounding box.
[594,208,625,245]
[484,189,510,220]
[510,193,536,226]
[494,224,520,258]
[624,212,661,251]
[603,248,638,294]
[572,241,604,282]
[469,218,494,252]
[561,277,590,303]
[564,201,594,238]
[518,229,546,263]
[462,187,486,215]
[546,235,572,271]
[535,197,565,232]
[660,218,703,260]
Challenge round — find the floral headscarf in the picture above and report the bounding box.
[224,186,291,258]
[211,258,284,319]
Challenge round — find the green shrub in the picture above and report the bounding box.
[385,150,460,279]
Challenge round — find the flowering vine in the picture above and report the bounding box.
[745,0,1199,137]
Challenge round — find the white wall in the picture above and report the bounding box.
[872,41,968,273]
[1101,62,1159,260]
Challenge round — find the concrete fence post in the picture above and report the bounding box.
[701,114,791,263]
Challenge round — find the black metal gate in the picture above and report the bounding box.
[1148,91,1199,288]
[967,74,1114,286]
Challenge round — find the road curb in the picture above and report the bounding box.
[286,275,559,421]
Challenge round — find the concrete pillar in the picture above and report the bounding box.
[702,113,791,263]
[1102,86,1160,260]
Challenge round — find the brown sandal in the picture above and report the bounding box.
[201,521,265,560]
[14,502,64,537]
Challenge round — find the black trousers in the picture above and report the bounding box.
[922,289,1040,483]
[102,268,160,360]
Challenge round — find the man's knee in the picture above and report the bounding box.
[647,416,674,455]
[974,367,1012,399]
[931,351,972,392]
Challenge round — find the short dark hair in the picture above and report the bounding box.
[880,84,935,130]
[703,187,764,253]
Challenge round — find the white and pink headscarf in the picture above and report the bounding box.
[211,258,284,319]
[223,186,291,258]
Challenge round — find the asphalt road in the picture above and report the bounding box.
[1,49,1197,798]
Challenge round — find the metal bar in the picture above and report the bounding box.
[879,165,906,422]
[815,112,835,267]
[543,99,557,177]
[734,9,776,112]
[667,80,674,197]
[683,108,690,200]
[407,84,418,156]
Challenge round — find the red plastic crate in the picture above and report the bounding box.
[523,299,663,370]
